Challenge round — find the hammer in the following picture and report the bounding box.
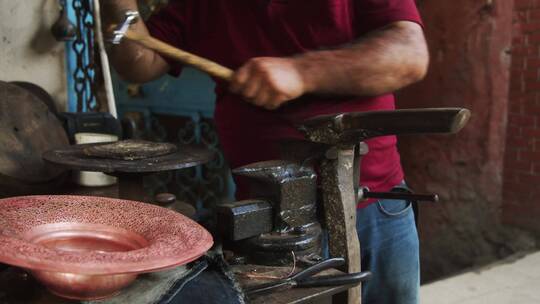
[111,11,234,81]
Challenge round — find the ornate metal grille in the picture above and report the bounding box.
[71,0,98,112]
[142,115,233,216]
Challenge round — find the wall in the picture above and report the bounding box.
[397,0,533,282]
[503,0,540,236]
[0,0,67,111]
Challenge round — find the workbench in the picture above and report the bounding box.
[0,264,352,304]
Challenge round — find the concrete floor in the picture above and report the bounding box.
[420,251,540,304]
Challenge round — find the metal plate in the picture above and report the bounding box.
[83,139,178,160]
[43,143,214,173]
[10,81,58,115]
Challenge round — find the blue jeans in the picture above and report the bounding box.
[358,184,419,304]
[323,183,420,304]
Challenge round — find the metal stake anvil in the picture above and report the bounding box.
[295,107,470,304]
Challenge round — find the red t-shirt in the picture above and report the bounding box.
[146,0,422,207]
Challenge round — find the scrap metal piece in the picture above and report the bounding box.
[233,160,313,183]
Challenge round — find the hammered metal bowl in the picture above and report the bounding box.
[0,195,213,300]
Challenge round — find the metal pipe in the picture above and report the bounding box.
[93,0,118,118]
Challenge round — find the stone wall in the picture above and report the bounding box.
[397,0,534,282]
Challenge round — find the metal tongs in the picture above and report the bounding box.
[245,258,372,297]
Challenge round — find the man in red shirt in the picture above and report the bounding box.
[104,1,428,303]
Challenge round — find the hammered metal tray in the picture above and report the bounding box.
[0,195,213,300]
[82,139,178,160]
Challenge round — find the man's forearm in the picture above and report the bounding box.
[296,21,429,97]
[101,0,169,83]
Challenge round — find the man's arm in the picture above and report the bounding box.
[101,0,169,83]
[230,21,429,110]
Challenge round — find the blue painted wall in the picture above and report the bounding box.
[114,68,216,120]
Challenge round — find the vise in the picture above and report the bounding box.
[218,160,322,265]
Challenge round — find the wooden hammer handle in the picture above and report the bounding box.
[124,30,234,82]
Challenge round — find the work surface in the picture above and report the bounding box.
[0,265,349,304]
[233,264,350,304]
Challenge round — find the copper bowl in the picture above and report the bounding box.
[0,196,213,300]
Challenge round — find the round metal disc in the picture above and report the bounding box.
[10,81,58,115]
[83,139,178,160]
[43,143,214,173]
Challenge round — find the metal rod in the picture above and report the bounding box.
[93,0,117,118]
[363,191,439,202]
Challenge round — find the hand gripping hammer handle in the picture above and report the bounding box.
[111,11,234,82]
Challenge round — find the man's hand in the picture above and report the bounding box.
[230,57,307,110]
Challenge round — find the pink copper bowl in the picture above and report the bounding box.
[0,195,213,300]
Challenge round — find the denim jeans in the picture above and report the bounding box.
[358,183,420,304]
[322,182,419,304]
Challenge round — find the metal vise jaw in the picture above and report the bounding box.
[110,10,139,45]
[217,160,323,266]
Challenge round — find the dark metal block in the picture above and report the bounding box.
[233,160,318,230]
[278,175,317,228]
[241,223,323,266]
[217,200,273,241]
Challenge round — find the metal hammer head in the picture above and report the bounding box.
[110,10,140,44]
